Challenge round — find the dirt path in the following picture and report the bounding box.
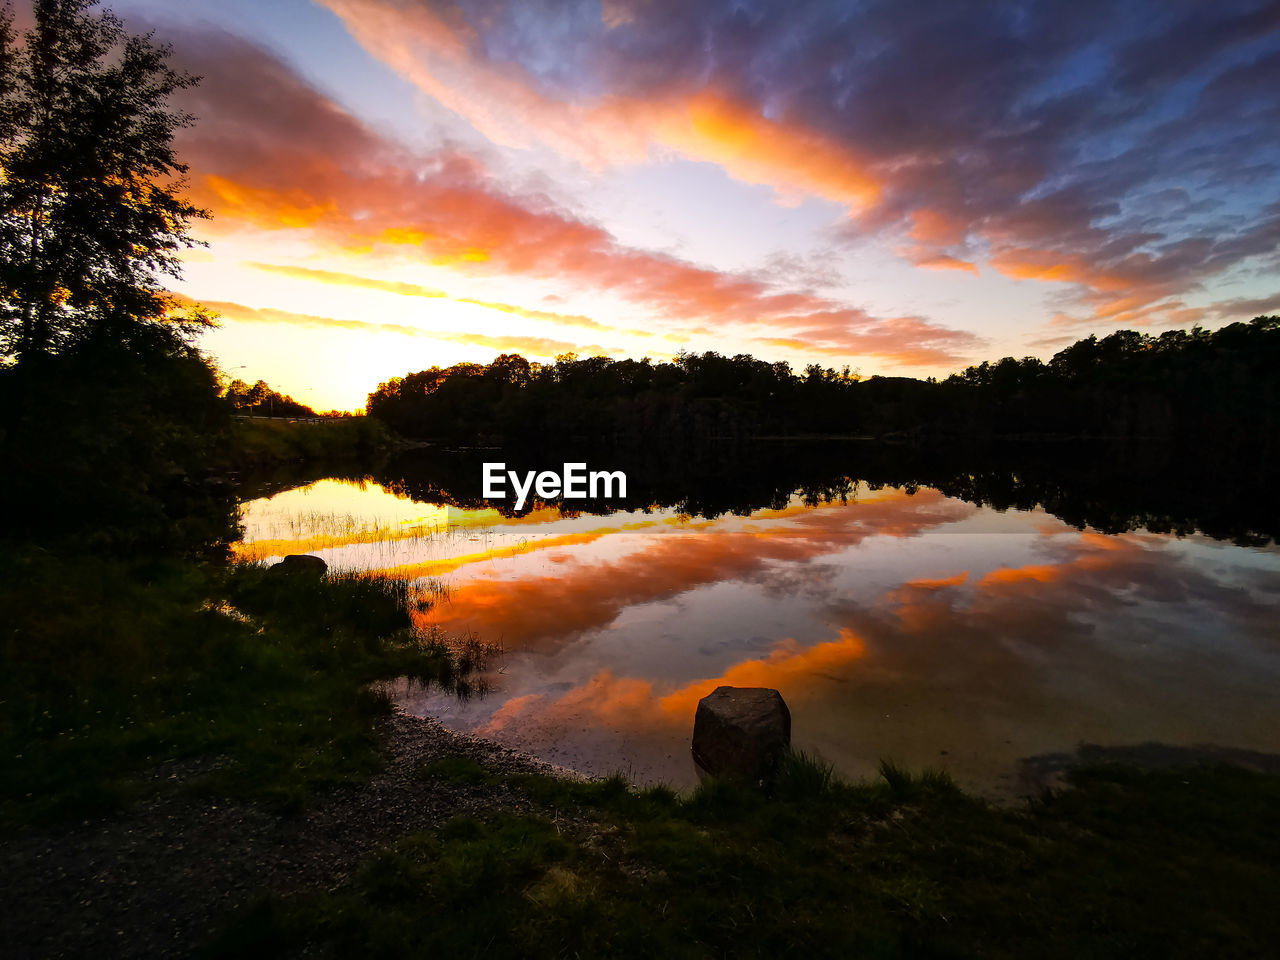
[0,712,584,959]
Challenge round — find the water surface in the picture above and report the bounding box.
[236,454,1280,796]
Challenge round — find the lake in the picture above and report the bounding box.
[234,443,1280,797]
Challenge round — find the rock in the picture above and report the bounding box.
[269,554,327,576]
[691,686,791,782]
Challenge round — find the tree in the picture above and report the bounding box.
[0,0,209,362]
[222,377,316,418]
[0,2,230,554]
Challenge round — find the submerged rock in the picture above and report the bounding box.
[270,554,328,576]
[691,686,791,782]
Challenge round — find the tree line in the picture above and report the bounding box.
[367,318,1280,447]
[223,379,318,418]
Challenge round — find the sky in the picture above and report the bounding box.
[102,0,1280,411]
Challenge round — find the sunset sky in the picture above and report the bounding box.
[103,0,1280,411]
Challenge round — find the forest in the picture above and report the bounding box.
[366,318,1280,447]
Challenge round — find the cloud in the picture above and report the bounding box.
[431,330,616,356]
[318,0,885,214]
[245,263,448,299]
[646,90,882,212]
[454,297,658,339]
[190,296,619,358]
[1206,291,1280,319]
[318,0,1280,329]
[174,295,420,337]
[753,312,983,366]
[243,262,670,341]
[171,25,982,368]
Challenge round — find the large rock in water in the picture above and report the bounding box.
[691,686,791,782]
[270,554,328,576]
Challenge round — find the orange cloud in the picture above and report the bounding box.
[432,329,618,357]
[990,249,1131,292]
[915,255,980,275]
[455,298,656,339]
[752,312,983,366]
[312,1,1202,330]
[243,263,666,342]
[647,90,882,212]
[895,210,980,275]
[246,262,448,299]
[174,296,419,337]
[191,297,620,358]
[909,208,966,247]
[204,174,337,229]
[986,245,1220,329]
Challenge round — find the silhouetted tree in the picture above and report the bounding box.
[367,318,1280,449]
[223,378,316,418]
[0,2,230,554]
[0,0,208,362]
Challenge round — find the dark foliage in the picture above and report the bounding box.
[213,759,1280,959]
[373,433,1280,545]
[0,0,230,554]
[223,378,317,418]
[0,329,237,553]
[0,0,209,360]
[367,319,1280,451]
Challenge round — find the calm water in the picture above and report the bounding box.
[236,454,1280,797]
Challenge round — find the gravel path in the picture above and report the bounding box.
[0,712,588,959]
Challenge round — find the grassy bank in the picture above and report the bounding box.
[215,753,1280,959]
[228,417,397,471]
[0,551,458,828]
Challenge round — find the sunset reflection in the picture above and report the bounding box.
[241,476,1280,795]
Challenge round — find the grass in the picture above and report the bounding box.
[0,549,462,827]
[419,755,500,787]
[208,753,1280,959]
